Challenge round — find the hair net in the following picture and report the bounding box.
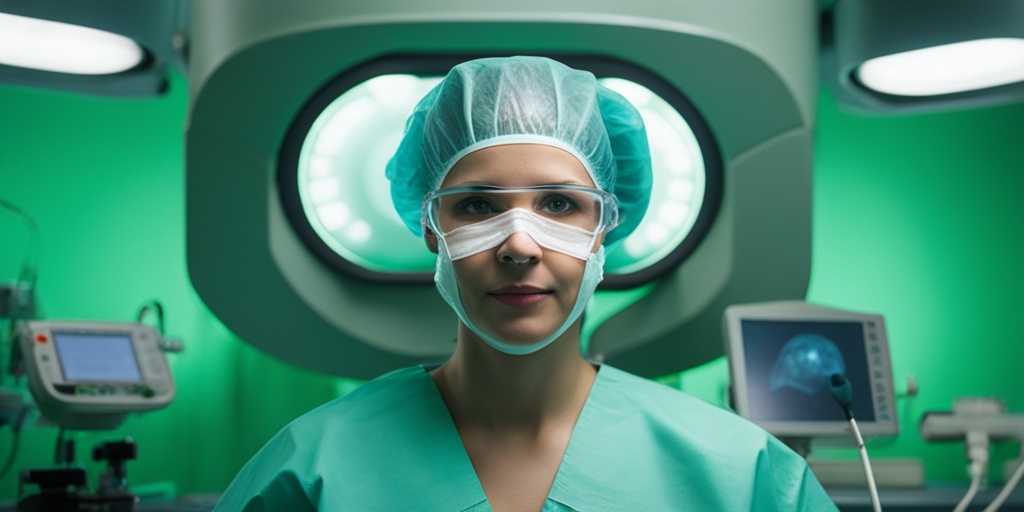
[385,56,652,248]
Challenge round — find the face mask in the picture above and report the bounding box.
[444,208,598,261]
[433,210,605,356]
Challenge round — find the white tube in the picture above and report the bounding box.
[982,457,1024,512]
[850,417,882,512]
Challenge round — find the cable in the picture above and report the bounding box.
[136,300,165,335]
[850,416,882,512]
[54,428,77,466]
[0,427,21,479]
[829,373,882,512]
[982,457,1024,512]
[0,404,27,479]
[953,431,990,512]
[1,197,41,387]
[954,461,984,512]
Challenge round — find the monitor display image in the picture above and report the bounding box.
[725,302,898,440]
[53,331,143,382]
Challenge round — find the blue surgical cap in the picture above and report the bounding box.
[385,56,652,248]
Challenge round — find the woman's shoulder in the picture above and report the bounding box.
[215,366,485,510]
[595,365,733,414]
[593,365,774,447]
[558,366,836,511]
[243,365,455,483]
[287,365,435,433]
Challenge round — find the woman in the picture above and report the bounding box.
[214,56,836,511]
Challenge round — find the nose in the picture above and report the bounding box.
[496,231,542,265]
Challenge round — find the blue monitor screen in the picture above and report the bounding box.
[53,332,142,382]
[739,319,874,423]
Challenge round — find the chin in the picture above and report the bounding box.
[481,322,560,346]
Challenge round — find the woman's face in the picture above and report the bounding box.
[428,143,599,347]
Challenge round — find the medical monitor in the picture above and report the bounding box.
[17,320,175,430]
[724,301,898,441]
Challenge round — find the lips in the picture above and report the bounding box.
[488,284,552,307]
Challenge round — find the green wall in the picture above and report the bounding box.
[1,69,1022,500]
[0,73,348,500]
[809,89,1024,482]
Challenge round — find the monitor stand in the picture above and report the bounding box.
[781,436,925,489]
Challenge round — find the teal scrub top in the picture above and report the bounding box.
[214,365,837,511]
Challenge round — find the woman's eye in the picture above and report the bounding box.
[540,195,577,215]
[455,197,495,215]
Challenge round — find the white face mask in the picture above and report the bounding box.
[443,208,598,261]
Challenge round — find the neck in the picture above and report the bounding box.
[431,321,597,433]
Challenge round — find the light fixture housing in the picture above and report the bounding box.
[829,0,1024,112]
[0,0,187,97]
[277,55,722,290]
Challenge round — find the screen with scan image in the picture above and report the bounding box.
[725,301,898,439]
[53,332,143,382]
[740,320,873,423]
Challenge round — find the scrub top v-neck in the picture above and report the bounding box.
[214,365,837,511]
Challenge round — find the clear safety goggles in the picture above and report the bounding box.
[422,185,619,260]
[423,185,618,236]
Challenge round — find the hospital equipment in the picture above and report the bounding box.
[0,0,188,97]
[17,438,140,512]
[5,317,179,509]
[724,301,898,442]
[828,0,1024,112]
[186,0,819,379]
[15,320,175,430]
[829,373,882,512]
[920,397,1024,512]
[723,301,925,492]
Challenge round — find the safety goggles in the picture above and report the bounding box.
[423,185,618,236]
[422,185,619,261]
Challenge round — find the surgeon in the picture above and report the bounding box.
[214,56,837,511]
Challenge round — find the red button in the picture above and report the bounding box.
[35,334,47,343]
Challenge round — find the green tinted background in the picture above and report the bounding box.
[1,70,1022,500]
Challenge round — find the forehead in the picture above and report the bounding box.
[440,143,595,189]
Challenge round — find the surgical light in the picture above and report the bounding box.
[600,77,706,276]
[290,73,710,284]
[0,12,144,75]
[296,74,439,274]
[187,2,816,379]
[856,38,1024,97]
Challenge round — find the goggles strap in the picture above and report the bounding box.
[443,209,597,261]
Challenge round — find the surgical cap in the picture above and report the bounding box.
[385,56,652,248]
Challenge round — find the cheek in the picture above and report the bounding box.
[450,254,490,289]
[550,255,589,289]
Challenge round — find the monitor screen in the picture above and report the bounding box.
[53,331,143,382]
[725,301,898,439]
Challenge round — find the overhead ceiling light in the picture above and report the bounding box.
[830,0,1024,112]
[856,38,1024,97]
[0,12,144,75]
